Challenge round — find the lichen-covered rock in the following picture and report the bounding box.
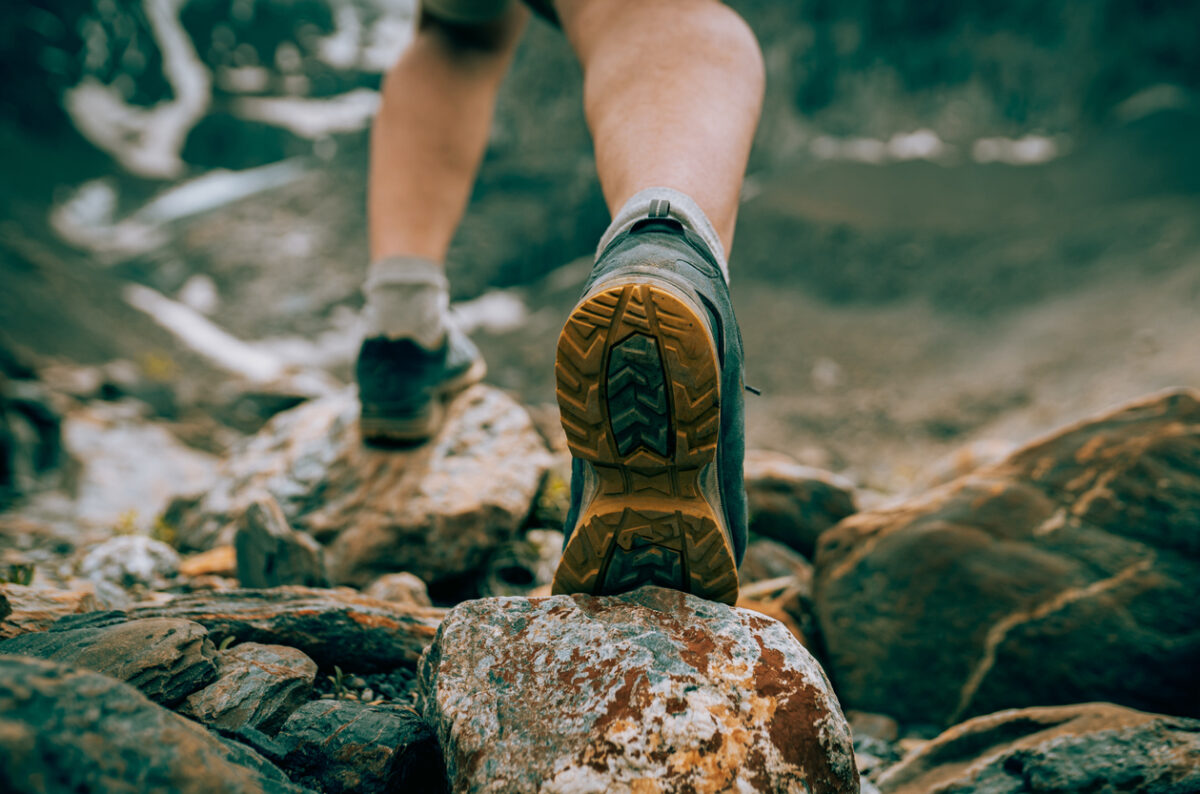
[235,496,327,588]
[0,616,217,705]
[167,386,552,589]
[183,642,317,735]
[419,586,858,794]
[0,655,311,793]
[277,700,447,794]
[877,703,1200,794]
[745,451,857,559]
[0,582,98,639]
[53,586,444,671]
[815,389,1200,725]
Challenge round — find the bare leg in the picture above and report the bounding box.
[368,5,529,263]
[556,0,765,255]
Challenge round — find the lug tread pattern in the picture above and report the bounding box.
[553,283,738,604]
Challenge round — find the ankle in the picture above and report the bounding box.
[597,187,730,283]
[363,256,451,350]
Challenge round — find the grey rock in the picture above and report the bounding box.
[740,536,815,584]
[0,616,217,705]
[63,399,217,531]
[878,703,1200,794]
[816,389,1200,725]
[745,450,857,559]
[419,586,858,794]
[235,495,327,588]
[363,572,432,607]
[53,586,444,671]
[184,642,318,735]
[277,700,447,794]
[0,655,311,793]
[80,534,181,590]
[167,386,552,590]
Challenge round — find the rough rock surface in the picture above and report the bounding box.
[878,703,1200,794]
[184,642,318,735]
[420,586,858,794]
[0,582,98,638]
[745,451,857,559]
[0,616,217,705]
[0,655,311,793]
[278,700,447,794]
[235,496,328,588]
[815,389,1200,725]
[53,586,444,670]
[168,386,552,588]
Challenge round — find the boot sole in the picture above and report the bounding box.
[552,281,739,604]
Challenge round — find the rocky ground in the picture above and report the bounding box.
[2,347,1198,791]
[3,0,1200,790]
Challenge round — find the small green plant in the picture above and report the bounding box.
[218,636,237,652]
[150,516,177,547]
[328,665,347,700]
[111,510,139,536]
[2,563,35,586]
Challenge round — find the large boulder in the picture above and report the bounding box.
[815,389,1200,725]
[877,703,1200,794]
[168,386,552,589]
[0,655,310,793]
[419,586,858,794]
[0,617,217,706]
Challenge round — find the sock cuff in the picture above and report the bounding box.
[596,187,730,282]
[365,256,448,293]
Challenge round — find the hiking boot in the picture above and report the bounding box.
[551,213,747,604]
[356,320,486,444]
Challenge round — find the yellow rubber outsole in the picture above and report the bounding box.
[551,282,739,605]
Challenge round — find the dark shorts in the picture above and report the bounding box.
[421,0,559,26]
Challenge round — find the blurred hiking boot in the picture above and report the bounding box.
[356,257,485,444]
[552,207,747,604]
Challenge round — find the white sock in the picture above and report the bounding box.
[596,187,730,283]
[362,256,450,350]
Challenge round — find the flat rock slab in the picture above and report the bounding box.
[184,642,317,735]
[878,703,1200,794]
[52,586,444,671]
[815,389,1200,725]
[277,700,446,794]
[1,582,99,639]
[0,616,216,706]
[419,586,858,794]
[0,655,311,793]
[169,385,552,588]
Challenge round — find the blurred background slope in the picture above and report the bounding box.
[1,0,1198,491]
